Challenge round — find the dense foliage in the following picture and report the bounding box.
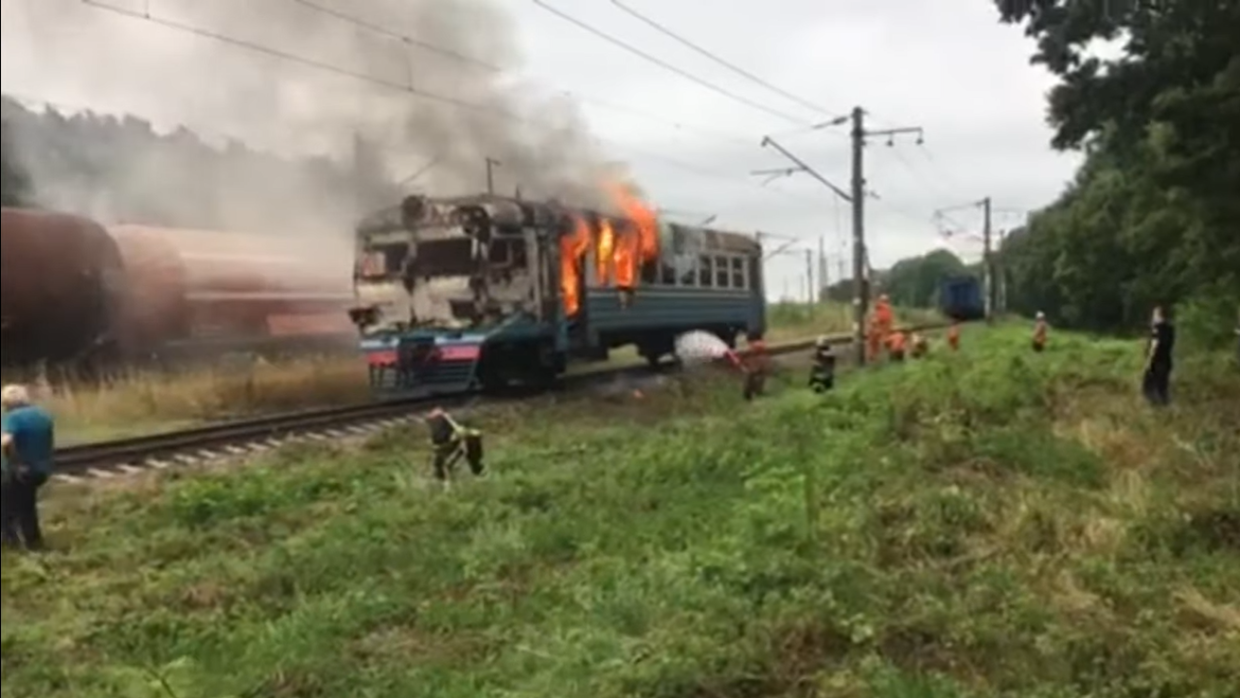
[0,116,29,206]
[0,95,398,232]
[994,0,1240,343]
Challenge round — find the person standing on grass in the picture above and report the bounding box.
[2,384,55,551]
[1143,305,1176,406]
[1032,312,1048,352]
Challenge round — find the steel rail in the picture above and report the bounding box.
[51,323,948,479]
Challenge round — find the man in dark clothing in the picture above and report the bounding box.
[426,408,484,485]
[2,384,55,551]
[1142,306,1175,406]
[808,336,836,392]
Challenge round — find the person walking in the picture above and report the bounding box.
[2,384,55,551]
[1142,305,1175,406]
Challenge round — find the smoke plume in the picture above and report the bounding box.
[0,0,630,232]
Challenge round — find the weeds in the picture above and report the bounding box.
[8,301,886,444]
[7,325,1231,697]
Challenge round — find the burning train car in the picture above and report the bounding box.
[1,207,358,369]
[349,191,766,394]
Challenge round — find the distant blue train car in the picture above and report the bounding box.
[939,275,984,321]
[347,193,766,394]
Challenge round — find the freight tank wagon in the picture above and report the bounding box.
[106,224,357,360]
[1,207,125,366]
[348,193,766,394]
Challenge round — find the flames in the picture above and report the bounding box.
[560,216,591,316]
[559,182,660,317]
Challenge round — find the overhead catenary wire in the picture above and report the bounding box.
[70,0,831,211]
[529,0,809,126]
[608,0,842,119]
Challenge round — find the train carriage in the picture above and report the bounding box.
[348,193,765,395]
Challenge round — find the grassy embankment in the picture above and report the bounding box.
[32,301,937,444]
[3,324,1236,696]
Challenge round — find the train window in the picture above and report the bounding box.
[488,239,527,268]
[731,257,746,288]
[359,242,408,278]
[678,256,697,286]
[660,257,677,285]
[698,256,713,286]
[715,256,729,287]
[410,238,474,277]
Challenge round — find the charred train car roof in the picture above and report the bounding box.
[356,193,760,255]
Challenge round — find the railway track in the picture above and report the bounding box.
[51,323,948,483]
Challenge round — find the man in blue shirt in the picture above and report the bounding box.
[2,384,55,550]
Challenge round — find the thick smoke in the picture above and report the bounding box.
[0,0,631,232]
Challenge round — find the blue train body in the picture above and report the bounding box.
[939,275,984,321]
[348,194,765,395]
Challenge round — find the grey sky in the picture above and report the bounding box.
[1,0,1079,295]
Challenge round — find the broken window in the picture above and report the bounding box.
[409,239,474,277]
[358,242,408,279]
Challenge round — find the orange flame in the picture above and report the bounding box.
[560,215,590,316]
[614,224,638,289]
[608,183,659,264]
[596,219,615,284]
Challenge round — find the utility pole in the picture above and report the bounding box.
[817,234,827,302]
[847,108,924,365]
[805,249,814,305]
[758,111,922,365]
[982,196,994,323]
[485,157,501,194]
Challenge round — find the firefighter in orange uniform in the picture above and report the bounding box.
[868,294,895,360]
[947,321,961,351]
[1032,312,1048,352]
[886,329,907,362]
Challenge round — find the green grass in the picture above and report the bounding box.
[4,325,1236,697]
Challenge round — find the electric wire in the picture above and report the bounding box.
[608,0,842,119]
[68,1,831,211]
[529,0,809,125]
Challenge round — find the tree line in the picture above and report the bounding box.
[0,95,398,234]
[993,0,1239,345]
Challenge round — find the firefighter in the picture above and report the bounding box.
[947,321,961,351]
[869,294,895,360]
[886,329,907,362]
[1032,312,1048,352]
[808,336,836,392]
[742,337,770,401]
[909,333,929,359]
[425,408,484,485]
